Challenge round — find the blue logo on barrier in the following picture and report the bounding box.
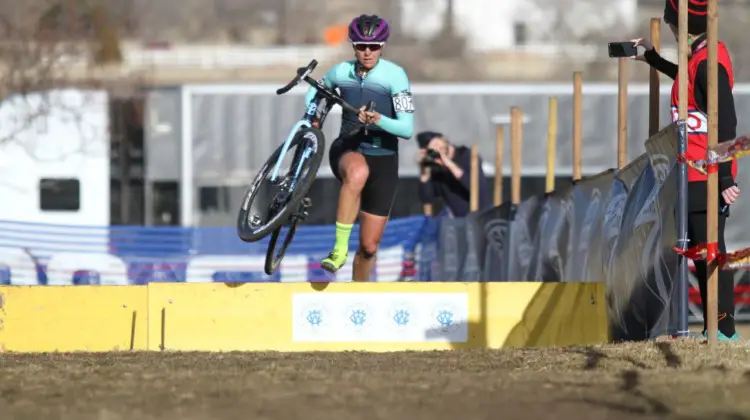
[350,309,367,326]
[436,310,454,328]
[307,309,323,326]
[0,214,425,285]
[393,309,410,326]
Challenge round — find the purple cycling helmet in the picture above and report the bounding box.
[348,14,390,43]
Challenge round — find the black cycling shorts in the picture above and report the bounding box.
[329,137,399,217]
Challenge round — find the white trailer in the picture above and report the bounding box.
[0,89,110,227]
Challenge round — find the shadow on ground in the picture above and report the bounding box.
[2,341,750,419]
[555,341,750,419]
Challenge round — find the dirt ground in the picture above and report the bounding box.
[735,323,750,339]
[2,340,750,420]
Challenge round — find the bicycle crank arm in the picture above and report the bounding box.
[291,197,313,222]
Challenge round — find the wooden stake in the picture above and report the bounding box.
[511,107,522,205]
[493,126,504,206]
[649,17,662,137]
[705,0,719,348]
[546,97,558,193]
[470,143,479,212]
[618,58,628,168]
[573,72,583,180]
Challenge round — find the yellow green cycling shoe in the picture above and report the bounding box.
[320,251,348,273]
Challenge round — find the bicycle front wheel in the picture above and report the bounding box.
[236,126,325,243]
[264,218,300,275]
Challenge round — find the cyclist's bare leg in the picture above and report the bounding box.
[352,211,388,281]
[336,152,368,224]
[321,152,368,273]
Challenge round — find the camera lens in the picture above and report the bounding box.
[421,149,440,166]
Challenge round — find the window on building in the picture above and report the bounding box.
[39,178,80,211]
[199,186,231,212]
[513,22,528,46]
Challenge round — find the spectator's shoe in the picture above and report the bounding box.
[702,331,743,341]
[321,251,347,273]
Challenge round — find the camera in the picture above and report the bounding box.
[421,149,441,166]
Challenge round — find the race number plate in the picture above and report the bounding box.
[392,91,414,113]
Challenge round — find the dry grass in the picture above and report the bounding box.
[1,340,750,419]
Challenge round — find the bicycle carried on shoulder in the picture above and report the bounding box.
[236,59,376,275]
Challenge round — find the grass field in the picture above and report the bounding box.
[2,339,750,420]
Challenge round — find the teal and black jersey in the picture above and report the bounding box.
[304,59,415,156]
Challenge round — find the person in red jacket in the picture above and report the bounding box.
[632,0,741,340]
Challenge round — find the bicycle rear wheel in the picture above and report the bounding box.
[237,126,325,243]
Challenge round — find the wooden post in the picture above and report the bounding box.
[649,17,662,137]
[705,0,719,348]
[470,144,479,212]
[573,72,583,180]
[546,97,558,193]
[493,126,504,206]
[618,58,628,168]
[511,107,523,205]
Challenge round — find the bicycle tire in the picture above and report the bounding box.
[236,126,326,243]
[264,217,300,275]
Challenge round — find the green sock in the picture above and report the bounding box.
[333,222,353,255]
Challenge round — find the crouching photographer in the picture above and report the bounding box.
[417,131,491,217]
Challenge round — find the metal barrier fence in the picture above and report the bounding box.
[4,122,750,335]
[0,216,423,285]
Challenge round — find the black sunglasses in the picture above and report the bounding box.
[354,43,383,52]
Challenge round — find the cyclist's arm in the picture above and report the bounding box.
[304,65,338,106]
[374,67,414,139]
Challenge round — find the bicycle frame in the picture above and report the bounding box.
[237,59,374,247]
[269,93,332,189]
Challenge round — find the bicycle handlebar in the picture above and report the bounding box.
[275,59,317,95]
[276,59,374,118]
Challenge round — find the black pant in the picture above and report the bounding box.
[687,211,736,335]
[329,137,399,217]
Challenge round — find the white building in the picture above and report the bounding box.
[399,0,638,51]
[0,90,110,226]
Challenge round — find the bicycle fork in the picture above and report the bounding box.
[270,120,311,182]
[289,146,312,192]
[267,139,312,223]
[286,139,314,223]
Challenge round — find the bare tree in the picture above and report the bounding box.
[0,0,131,145]
[521,0,637,81]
